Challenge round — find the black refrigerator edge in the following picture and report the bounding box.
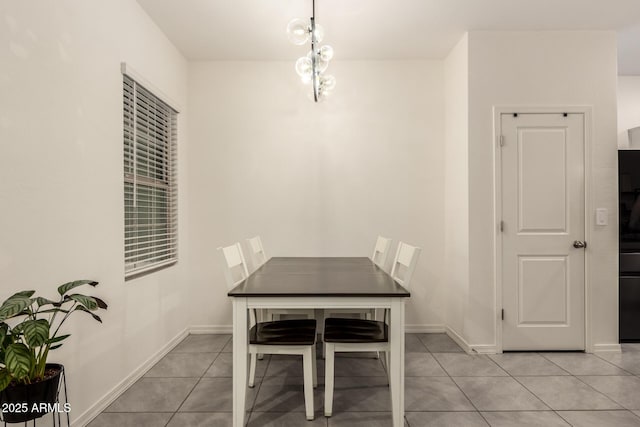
[619,149,640,342]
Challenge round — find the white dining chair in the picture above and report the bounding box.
[371,235,393,271]
[323,241,421,417]
[245,236,315,322]
[218,242,318,420]
[324,236,392,322]
[246,235,268,269]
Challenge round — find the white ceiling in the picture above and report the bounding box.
[137,0,640,74]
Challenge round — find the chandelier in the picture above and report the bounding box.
[287,0,335,102]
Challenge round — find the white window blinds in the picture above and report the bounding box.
[123,74,178,279]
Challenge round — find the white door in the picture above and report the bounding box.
[501,113,585,351]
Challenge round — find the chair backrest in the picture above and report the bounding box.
[371,236,392,270]
[218,243,250,290]
[390,241,421,290]
[246,236,268,268]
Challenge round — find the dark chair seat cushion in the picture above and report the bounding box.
[323,318,388,343]
[249,319,317,345]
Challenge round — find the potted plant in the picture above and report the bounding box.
[0,280,107,423]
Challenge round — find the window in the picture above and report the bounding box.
[123,73,178,279]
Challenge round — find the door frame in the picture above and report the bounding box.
[493,106,593,353]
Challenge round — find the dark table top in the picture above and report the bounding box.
[228,257,411,297]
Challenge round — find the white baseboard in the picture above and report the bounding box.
[72,328,189,427]
[468,344,498,354]
[189,324,232,334]
[445,326,473,353]
[445,326,498,354]
[592,343,622,354]
[404,324,445,333]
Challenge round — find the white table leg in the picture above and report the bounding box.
[233,297,248,427]
[389,299,405,427]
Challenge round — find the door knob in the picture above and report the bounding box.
[573,240,587,249]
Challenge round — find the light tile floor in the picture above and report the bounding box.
[88,334,640,427]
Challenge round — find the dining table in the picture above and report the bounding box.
[227,256,411,427]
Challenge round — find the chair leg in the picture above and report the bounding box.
[303,347,315,420]
[249,351,257,388]
[372,309,380,359]
[324,343,335,417]
[258,310,267,360]
[384,351,390,385]
[312,344,318,388]
[317,309,325,342]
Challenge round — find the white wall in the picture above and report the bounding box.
[187,60,446,330]
[618,76,640,148]
[444,34,470,342]
[0,8,622,424]
[466,31,619,350]
[0,0,188,424]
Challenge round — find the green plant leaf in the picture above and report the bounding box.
[47,334,70,345]
[35,297,57,307]
[8,291,35,299]
[74,306,102,323]
[49,344,63,350]
[22,319,49,348]
[0,323,8,362]
[57,280,98,296]
[0,369,11,392]
[11,323,24,335]
[94,297,108,310]
[69,294,98,310]
[0,296,31,322]
[5,343,32,380]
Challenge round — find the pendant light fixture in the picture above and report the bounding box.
[287,0,335,102]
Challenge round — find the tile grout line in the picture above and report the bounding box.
[538,350,636,411]
[517,351,637,422]
[505,362,573,426]
[492,354,556,413]
[166,334,231,426]
[427,344,491,426]
[417,333,496,425]
[533,351,619,418]
[481,355,563,422]
[508,373,556,413]
[535,352,573,375]
[571,373,634,411]
[247,353,271,423]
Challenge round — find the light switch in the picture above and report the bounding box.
[596,208,608,226]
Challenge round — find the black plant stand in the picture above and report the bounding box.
[1,367,70,427]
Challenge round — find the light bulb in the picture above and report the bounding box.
[316,58,329,73]
[318,45,334,62]
[287,18,310,45]
[306,50,329,73]
[312,24,324,43]
[295,57,313,78]
[320,75,336,92]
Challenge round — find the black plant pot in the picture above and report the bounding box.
[0,364,63,423]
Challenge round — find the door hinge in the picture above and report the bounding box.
[499,221,504,232]
[499,135,504,147]
[501,309,504,320]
